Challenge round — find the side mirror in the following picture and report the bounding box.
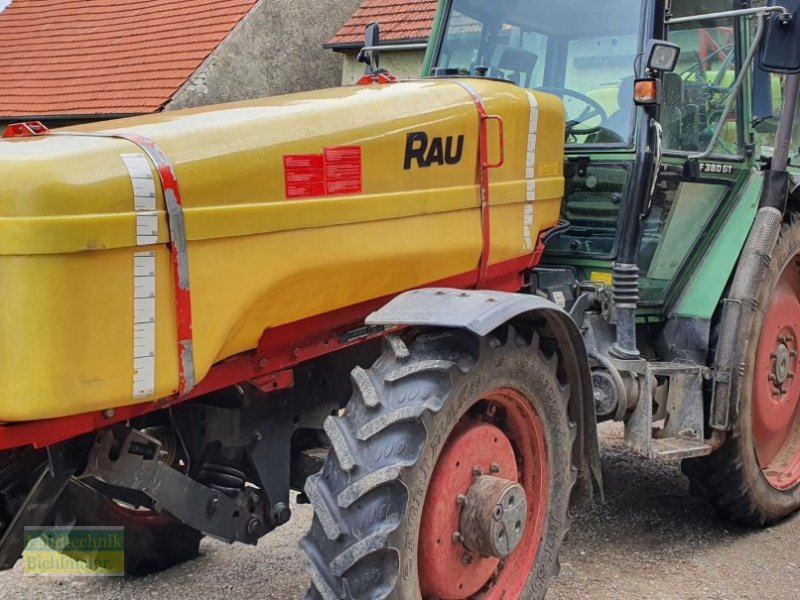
[357,22,381,74]
[760,0,800,74]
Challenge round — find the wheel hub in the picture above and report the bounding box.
[770,340,795,391]
[460,475,527,559]
[417,421,518,599]
[754,266,800,490]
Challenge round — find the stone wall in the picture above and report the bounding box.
[168,0,362,109]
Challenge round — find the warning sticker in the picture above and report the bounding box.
[284,146,362,199]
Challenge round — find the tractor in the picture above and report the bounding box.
[0,0,799,598]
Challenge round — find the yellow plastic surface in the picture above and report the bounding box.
[0,79,565,421]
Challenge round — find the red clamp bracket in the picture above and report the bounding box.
[356,70,399,85]
[451,81,505,288]
[2,121,49,138]
[2,122,195,397]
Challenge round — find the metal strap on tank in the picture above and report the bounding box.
[116,133,195,397]
[451,81,505,288]
[6,125,196,397]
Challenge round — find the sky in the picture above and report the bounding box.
[0,0,9,10]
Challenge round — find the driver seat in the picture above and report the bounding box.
[603,76,635,140]
[488,45,539,87]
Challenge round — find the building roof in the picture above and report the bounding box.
[0,0,258,117]
[327,0,437,49]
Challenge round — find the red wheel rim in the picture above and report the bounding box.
[753,253,800,490]
[418,387,548,599]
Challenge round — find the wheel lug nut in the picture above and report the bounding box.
[490,463,501,473]
[456,494,467,506]
[472,466,483,477]
[462,553,474,565]
[452,531,463,544]
[769,374,777,382]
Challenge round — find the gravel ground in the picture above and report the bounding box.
[2,423,799,599]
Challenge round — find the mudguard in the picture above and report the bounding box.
[367,287,602,503]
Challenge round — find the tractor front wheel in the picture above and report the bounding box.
[684,211,800,525]
[302,327,575,600]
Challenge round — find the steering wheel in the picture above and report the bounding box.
[535,87,610,137]
[681,44,736,87]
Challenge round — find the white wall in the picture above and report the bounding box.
[341,50,426,85]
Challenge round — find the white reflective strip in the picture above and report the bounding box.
[524,93,539,250]
[133,251,156,399]
[122,153,159,245]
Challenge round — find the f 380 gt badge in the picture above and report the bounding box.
[404,132,464,170]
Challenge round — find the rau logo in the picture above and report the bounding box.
[404,132,464,170]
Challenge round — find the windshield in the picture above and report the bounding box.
[433,0,646,145]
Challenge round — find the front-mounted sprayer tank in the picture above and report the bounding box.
[302,328,575,600]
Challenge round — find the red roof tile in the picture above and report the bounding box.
[0,0,258,116]
[327,0,436,47]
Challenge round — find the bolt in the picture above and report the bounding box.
[246,517,263,537]
[490,463,501,474]
[292,348,302,358]
[788,373,796,380]
[272,502,291,525]
[456,494,467,506]
[472,466,483,477]
[769,374,777,382]
[251,430,263,444]
[452,531,464,544]
[486,403,498,418]
[206,497,219,516]
[791,351,798,358]
[462,553,474,565]
[101,408,115,419]
[258,358,268,369]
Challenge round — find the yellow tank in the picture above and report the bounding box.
[0,79,565,421]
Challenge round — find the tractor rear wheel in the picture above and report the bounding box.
[301,328,575,600]
[684,211,800,525]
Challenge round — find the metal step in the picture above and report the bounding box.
[650,437,713,461]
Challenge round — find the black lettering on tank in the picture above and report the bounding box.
[404,132,465,169]
[445,135,464,165]
[404,131,429,170]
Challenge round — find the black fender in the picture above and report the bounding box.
[367,288,602,504]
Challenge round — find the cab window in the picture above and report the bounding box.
[664,5,740,155]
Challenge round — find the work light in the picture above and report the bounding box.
[645,40,681,72]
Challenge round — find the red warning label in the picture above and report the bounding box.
[284,146,362,199]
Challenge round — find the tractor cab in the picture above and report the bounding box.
[426,0,787,316]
